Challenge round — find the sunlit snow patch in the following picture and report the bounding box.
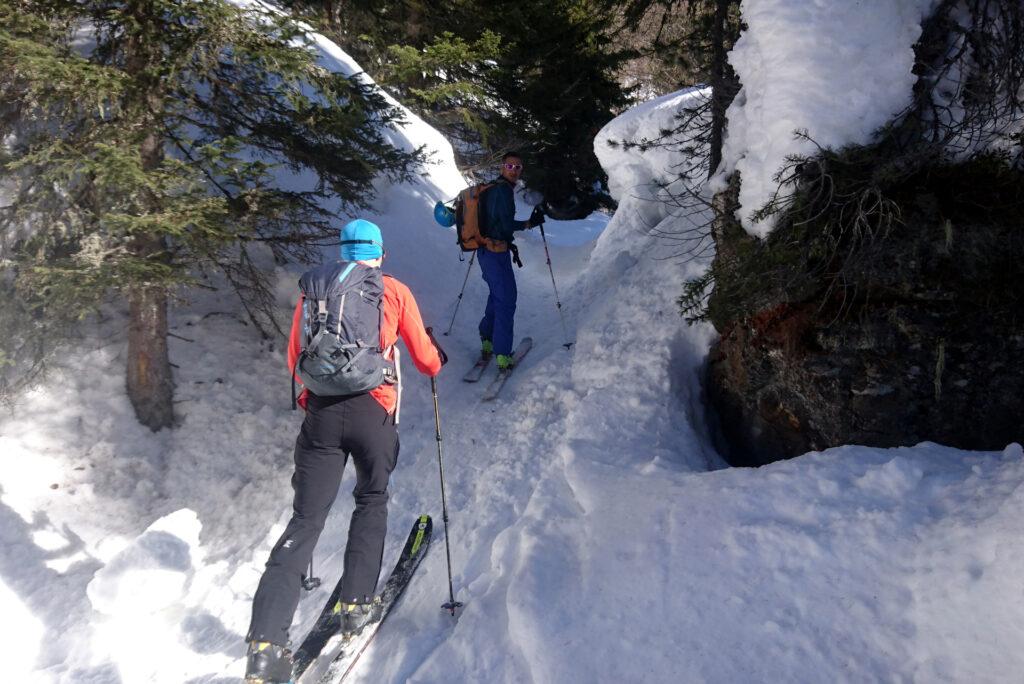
[0,579,44,679]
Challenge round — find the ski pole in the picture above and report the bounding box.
[301,557,321,591]
[430,376,463,615]
[444,250,476,336]
[537,218,573,348]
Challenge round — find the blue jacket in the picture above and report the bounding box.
[483,179,527,243]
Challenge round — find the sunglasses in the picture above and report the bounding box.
[503,163,523,171]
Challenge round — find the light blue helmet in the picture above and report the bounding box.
[434,201,456,227]
[340,219,384,261]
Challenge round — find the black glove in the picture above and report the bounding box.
[509,242,523,268]
[425,327,449,366]
[529,205,546,228]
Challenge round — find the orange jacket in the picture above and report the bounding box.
[288,273,442,413]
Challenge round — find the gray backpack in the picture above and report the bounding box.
[294,261,396,398]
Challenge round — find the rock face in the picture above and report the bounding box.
[706,169,1024,467]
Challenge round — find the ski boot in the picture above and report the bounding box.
[496,353,515,371]
[339,596,383,639]
[244,641,293,683]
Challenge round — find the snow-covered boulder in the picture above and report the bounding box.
[87,509,202,616]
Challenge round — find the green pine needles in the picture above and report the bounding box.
[286,0,633,208]
[0,0,422,425]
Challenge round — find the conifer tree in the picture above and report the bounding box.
[288,0,634,211]
[481,0,633,212]
[0,0,420,429]
[606,0,741,175]
[380,29,504,165]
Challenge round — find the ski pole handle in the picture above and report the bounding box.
[425,327,449,366]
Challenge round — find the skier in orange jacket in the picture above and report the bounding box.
[245,218,444,683]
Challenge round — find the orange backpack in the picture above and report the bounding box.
[454,183,508,253]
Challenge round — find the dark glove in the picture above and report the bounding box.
[509,242,523,268]
[425,327,449,366]
[528,205,546,228]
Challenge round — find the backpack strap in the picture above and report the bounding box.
[392,345,402,425]
[376,284,386,352]
[317,299,328,324]
[294,295,310,411]
[331,262,360,335]
[304,297,322,343]
[509,242,523,268]
[337,262,358,284]
[336,293,345,335]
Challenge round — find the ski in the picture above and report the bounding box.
[462,353,492,383]
[482,337,533,402]
[292,515,432,684]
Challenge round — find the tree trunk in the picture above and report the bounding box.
[125,127,175,430]
[709,0,740,181]
[127,283,175,430]
[124,2,174,430]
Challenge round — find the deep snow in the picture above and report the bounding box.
[714,0,939,236]
[2,8,1024,684]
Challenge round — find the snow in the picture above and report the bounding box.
[0,578,43,680]
[86,509,202,616]
[715,0,939,236]
[2,8,1024,684]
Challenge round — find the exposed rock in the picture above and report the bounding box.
[705,166,1024,466]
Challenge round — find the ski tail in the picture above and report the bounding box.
[462,353,492,383]
[294,515,432,684]
[482,338,533,401]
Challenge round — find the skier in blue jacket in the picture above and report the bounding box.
[478,152,543,369]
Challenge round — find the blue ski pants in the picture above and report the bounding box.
[477,247,517,356]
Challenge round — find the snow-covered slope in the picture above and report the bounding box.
[2,9,1024,684]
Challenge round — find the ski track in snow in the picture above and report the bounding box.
[3,9,1024,684]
